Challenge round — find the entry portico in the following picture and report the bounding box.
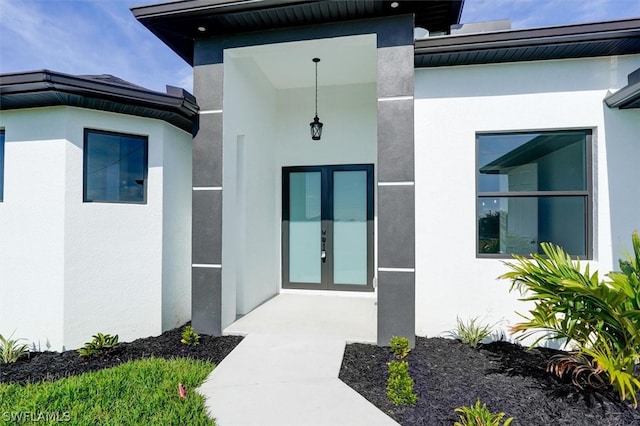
[132,0,463,346]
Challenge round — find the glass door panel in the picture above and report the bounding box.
[288,172,321,283]
[333,171,367,285]
[282,165,373,291]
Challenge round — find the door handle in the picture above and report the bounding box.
[321,229,327,262]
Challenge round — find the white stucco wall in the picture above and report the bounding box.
[602,106,640,255]
[161,124,192,332]
[0,106,192,351]
[0,109,67,349]
[223,43,377,325]
[413,54,640,340]
[223,53,278,326]
[275,83,377,168]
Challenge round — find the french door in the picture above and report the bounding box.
[282,164,374,291]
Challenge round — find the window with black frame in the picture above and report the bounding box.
[83,129,148,203]
[476,130,591,258]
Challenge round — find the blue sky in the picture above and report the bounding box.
[1,0,639,93]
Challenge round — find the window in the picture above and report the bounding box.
[477,130,591,258]
[83,129,148,203]
[0,129,4,202]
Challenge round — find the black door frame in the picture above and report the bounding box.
[282,164,374,291]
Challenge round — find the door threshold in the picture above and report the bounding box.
[280,288,377,299]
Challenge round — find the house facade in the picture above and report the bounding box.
[132,0,640,346]
[1,1,639,351]
[0,71,197,351]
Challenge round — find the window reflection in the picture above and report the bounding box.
[477,131,590,257]
[84,130,148,203]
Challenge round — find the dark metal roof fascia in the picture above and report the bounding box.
[132,0,463,65]
[131,0,322,65]
[452,0,465,28]
[0,70,199,133]
[604,79,640,108]
[415,18,640,66]
[131,0,314,19]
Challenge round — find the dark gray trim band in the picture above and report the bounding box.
[195,15,414,66]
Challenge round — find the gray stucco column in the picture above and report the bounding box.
[376,43,416,347]
[191,63,224,336]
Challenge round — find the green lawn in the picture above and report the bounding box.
[0,358,216,425]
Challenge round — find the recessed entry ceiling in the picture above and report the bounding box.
[224,34,377,90]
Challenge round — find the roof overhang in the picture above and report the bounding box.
[415,18,640,68]
[132,0,464,65]
[479,132,586,174]
[0,70,199,134]
[605,68,640,109]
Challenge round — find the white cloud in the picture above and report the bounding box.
[0,0,84,71]
[0,0,191,92]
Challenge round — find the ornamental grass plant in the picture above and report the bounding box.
[446,316,493,348]
[0,332,28,364]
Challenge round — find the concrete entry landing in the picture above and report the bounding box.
[223,293,377,343]
[197,294,397,425]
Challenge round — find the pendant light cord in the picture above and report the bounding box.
[313,57,320,117]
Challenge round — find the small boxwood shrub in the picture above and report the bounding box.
[386,360,417,406]
[390,336,410,359]
[180,326,200,346]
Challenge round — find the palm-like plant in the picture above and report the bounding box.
[500,231,640,406]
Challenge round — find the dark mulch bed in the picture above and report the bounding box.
[0,324,243,385]
[5,328,639,425]
[339,337,640,426]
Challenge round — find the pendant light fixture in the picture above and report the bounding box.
[310,57,323,141]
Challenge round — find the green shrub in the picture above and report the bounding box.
[78,333,119,357]
[500,231,640,406]
[447,317,493,348]
[0,332,29,364]
[390,336,410,359]
[386,360,417,406]
[180,326,200,346]
[454,399,513,426]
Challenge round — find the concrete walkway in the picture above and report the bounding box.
[197,293,399,426]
